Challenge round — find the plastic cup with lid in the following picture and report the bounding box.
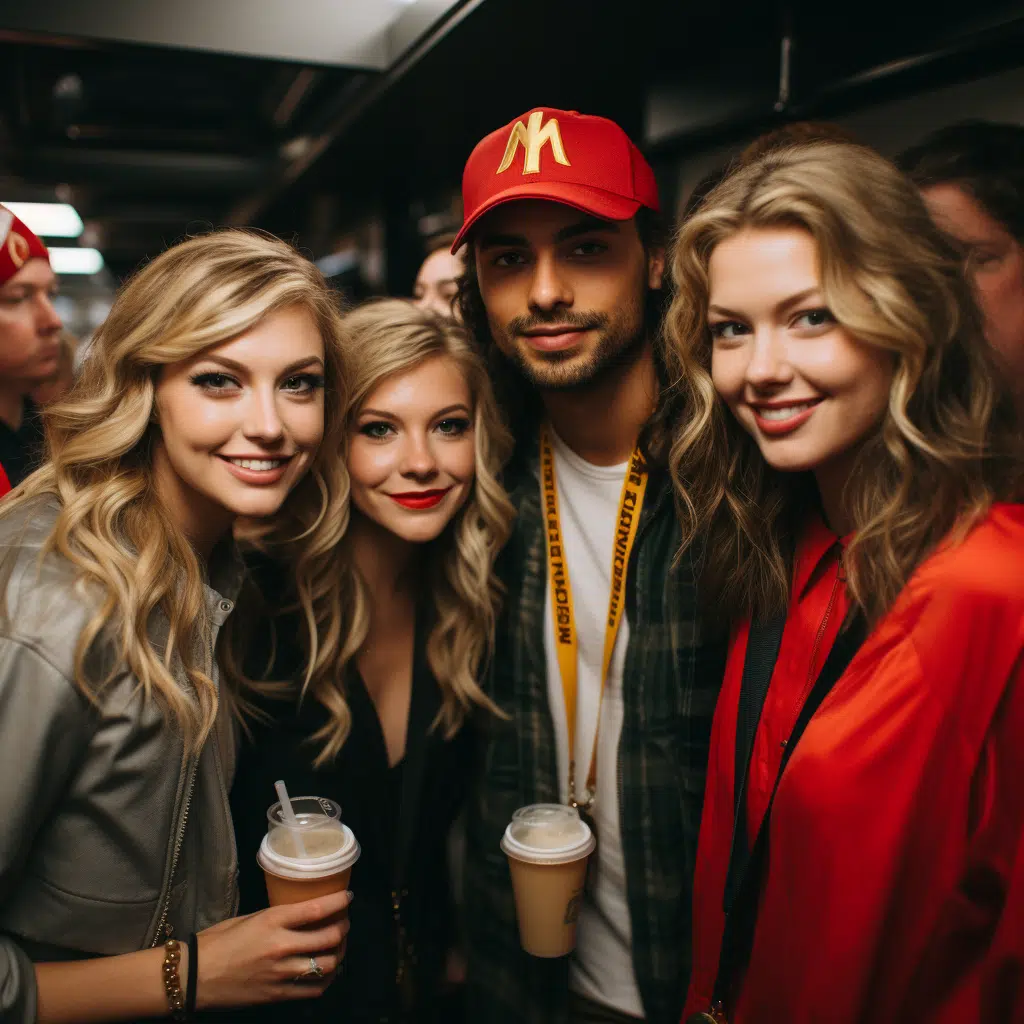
[500,803,596,957]
[257,795,360,906]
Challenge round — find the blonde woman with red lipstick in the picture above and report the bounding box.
[664,142,1024,1024]
[0,229,354,1024]
[231,298,514,1024]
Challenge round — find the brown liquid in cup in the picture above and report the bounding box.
[506,853,590,958]
[263,865,353,907]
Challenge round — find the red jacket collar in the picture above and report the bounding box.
[793,511,852,598]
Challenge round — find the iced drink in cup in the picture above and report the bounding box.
[257,795,360,906]
[500,803,596,958]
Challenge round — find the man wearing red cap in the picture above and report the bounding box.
[0,206,62,494]
[457,109,725,1024]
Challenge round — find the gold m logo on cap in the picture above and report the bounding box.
[497,111,571,175]
[7,231,29,269]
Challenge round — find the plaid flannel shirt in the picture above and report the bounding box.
[464,443,727,1024]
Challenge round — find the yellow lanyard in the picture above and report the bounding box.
[540,425,649,811]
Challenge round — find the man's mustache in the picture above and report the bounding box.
[507,310,609,335]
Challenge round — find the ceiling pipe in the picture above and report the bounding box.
[787,15,1024,119]
[273,68,320,128]
[227,0,488,226]
[774,2,794,114]
[647,15,1024,160]
[774,34,793,113]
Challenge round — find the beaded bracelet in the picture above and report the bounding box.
[161,925,188,1021]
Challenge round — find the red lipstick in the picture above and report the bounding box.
[388,487,452,510]
[750,398,823,437]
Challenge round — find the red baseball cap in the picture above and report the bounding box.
[0,206,49,285]
[453,107,660,252]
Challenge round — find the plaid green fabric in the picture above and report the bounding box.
[464,446,727,1024]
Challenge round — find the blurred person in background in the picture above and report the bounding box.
[738,119,861,163]
[899,121,1024,411]
[232,299,514,1024]
[680,166,730,223]
[667,141,1024,1024]
[0,206,62,493]
[413,233,466,320]
[679,123,860,225]
[456,107,726,1024]
[0,229,356,1023]
[30,330,79,407]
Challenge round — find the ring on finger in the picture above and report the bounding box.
[294,956,325,983]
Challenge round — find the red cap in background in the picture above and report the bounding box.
[0,206,50,285]
[453,107,660,251]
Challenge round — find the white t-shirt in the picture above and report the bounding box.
[542,429,645,1018]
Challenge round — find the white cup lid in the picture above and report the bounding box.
[257,823,360,880]
[500,803,595,865]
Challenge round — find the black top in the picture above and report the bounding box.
[0,399,44,487]
[230,608,475,1024]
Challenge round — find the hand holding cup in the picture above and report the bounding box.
[193,889,352,1008]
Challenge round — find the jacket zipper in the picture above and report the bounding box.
[151,755,200,945]
[151,601,233,944]
[790,549,846,726]
[210,720,240,918]
[209,609,239,917]
[151,628,215,944]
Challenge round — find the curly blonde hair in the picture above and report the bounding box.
[665,142,1023,625]
[284,298,515,764]
[1,229,349,752]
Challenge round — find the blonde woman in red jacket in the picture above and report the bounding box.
[666,141,1024,1023]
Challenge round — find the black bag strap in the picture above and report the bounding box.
[713,609,867,1005]
[723,611,786,914]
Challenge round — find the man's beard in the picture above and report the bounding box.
[499,295,647,393]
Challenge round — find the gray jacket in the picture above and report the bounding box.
[0,497,241,1024]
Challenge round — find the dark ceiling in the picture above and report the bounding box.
[258,0,1024,291]
[0,29,368,280]
[268,0,1024,209]
[1,0,1023,287]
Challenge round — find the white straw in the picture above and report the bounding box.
[274,779,307,858]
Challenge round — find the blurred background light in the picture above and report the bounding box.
[49,247,104,275]
[2,202,84,238]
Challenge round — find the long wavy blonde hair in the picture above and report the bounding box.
[293,299,515,764]
[665,142,1023,625]
[1,229,349,752]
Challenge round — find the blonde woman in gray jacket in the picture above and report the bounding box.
[0,230,354,1023]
